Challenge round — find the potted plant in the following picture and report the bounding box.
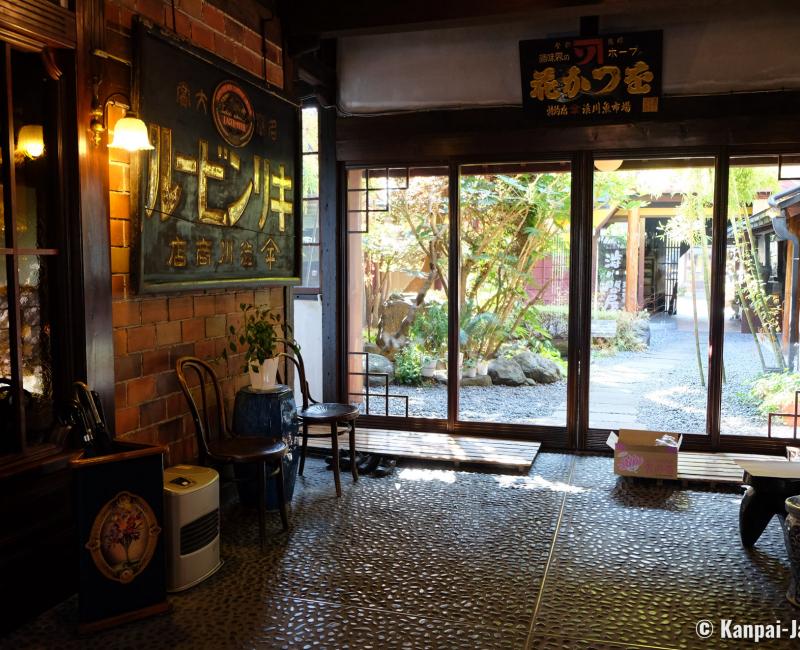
[476,359,490,376]
[420,353,438,378]
[224,303,291,390]
[462,358,477,378]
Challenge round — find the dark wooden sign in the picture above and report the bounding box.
[520,30,662,122]
[135,24,299,293]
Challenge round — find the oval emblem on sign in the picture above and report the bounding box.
[212,81,255,148]
[85,491,161,584]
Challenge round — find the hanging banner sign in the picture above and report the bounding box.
[134,23,299,293]
[519,30,662,121]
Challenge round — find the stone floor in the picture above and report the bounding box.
[4,453,799,649]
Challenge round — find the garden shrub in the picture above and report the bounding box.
[748,372,800,416]
[409,302,448,357]
[395,345,424,385]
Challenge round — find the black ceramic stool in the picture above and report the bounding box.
[233,384,300,510]
[740,473,800,547]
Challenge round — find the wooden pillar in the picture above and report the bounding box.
[625,206,641,312]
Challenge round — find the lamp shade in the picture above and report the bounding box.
[16,124,44,159]
[594,159,624,172]
[108,116,154,151]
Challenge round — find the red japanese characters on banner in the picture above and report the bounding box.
[519,31,662,121]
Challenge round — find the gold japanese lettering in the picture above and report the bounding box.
[530,67,560,101]
[168,236,188,267]
[240,241,255,268]
[158,127,181,220]
[270,164,293,233]
[591,65,621,95]
[218,239,233,265]
[196,237,212,266]
[260,238,279,270]
[624,61,654,95]
[144,124,159,219]
[561,65,591,99]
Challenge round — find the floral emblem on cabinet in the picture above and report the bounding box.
[85,491,161,584]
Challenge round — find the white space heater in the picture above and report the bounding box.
[163,465,223,592]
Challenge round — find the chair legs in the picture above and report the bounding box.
[349,421,358,483]
[257,461,267,551]
[276,460,289,532]
[330,422,342,497]
[299,421,309,476]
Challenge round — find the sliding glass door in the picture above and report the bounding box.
[457,162,571,427]
[720,154,800,440]
[344,161,573,441]
[589,156,715,436]
[346,167,450,420]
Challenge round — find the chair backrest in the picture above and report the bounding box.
[275,338,314,410]
[175,356,228,461]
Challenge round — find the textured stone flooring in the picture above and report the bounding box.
[3,453,799,649]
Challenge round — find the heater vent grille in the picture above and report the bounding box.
[180,508,219,555]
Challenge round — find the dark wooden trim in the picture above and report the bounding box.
[319,105,339,403]
[446,163,459,429]
[706,150,728,445]
[77,600,171,636]
[337,93,800,163]
[74,0,115,430]
[0,0,77,51]
[0,43,26,452]
[70,440,166,468]
[570,151,593,450]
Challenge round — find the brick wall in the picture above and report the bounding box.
[105,0,287,465]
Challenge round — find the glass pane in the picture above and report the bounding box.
[303,199,319,244]
[301,106,318,153]
[302,154,318,198]
[0,256,17,453]
[12,50,54,250]
[458,162,571,425]
[301,245,320,289]
[347,166,449,419]
[589,157,715,434]
[721,155,800,438]
[19,255,54,445]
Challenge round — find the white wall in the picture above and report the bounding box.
[293,296,323,402]
[339,4,800,114]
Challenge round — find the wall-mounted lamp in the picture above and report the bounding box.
[16,125,45,159]
[89,86,153,152]
[594,159,624,172]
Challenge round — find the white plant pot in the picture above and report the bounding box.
[421,361,437,378]
[249,357,279,390]
[463,367,477,379]
[476,360,489,376]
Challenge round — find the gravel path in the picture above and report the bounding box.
[358,319,783,437]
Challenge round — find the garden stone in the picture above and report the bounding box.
[631,319,651,347]
[365,353,394,387]
[364,342,381,355]
[488,358,526,386]
[514,351,562,384]
[433,370,448,384]
[525,378,536,386]
[377,296,416,359]
[461,375,493,387]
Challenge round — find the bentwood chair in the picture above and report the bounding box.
[276,340,359,497]
[176,356,288,548]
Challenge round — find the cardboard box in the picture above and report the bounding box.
[606,429,683,479]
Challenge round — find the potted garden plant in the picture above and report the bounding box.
[475,358,490,376]
[462,357,477,378]
[224,303,291,390]
[420,353,438,378]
